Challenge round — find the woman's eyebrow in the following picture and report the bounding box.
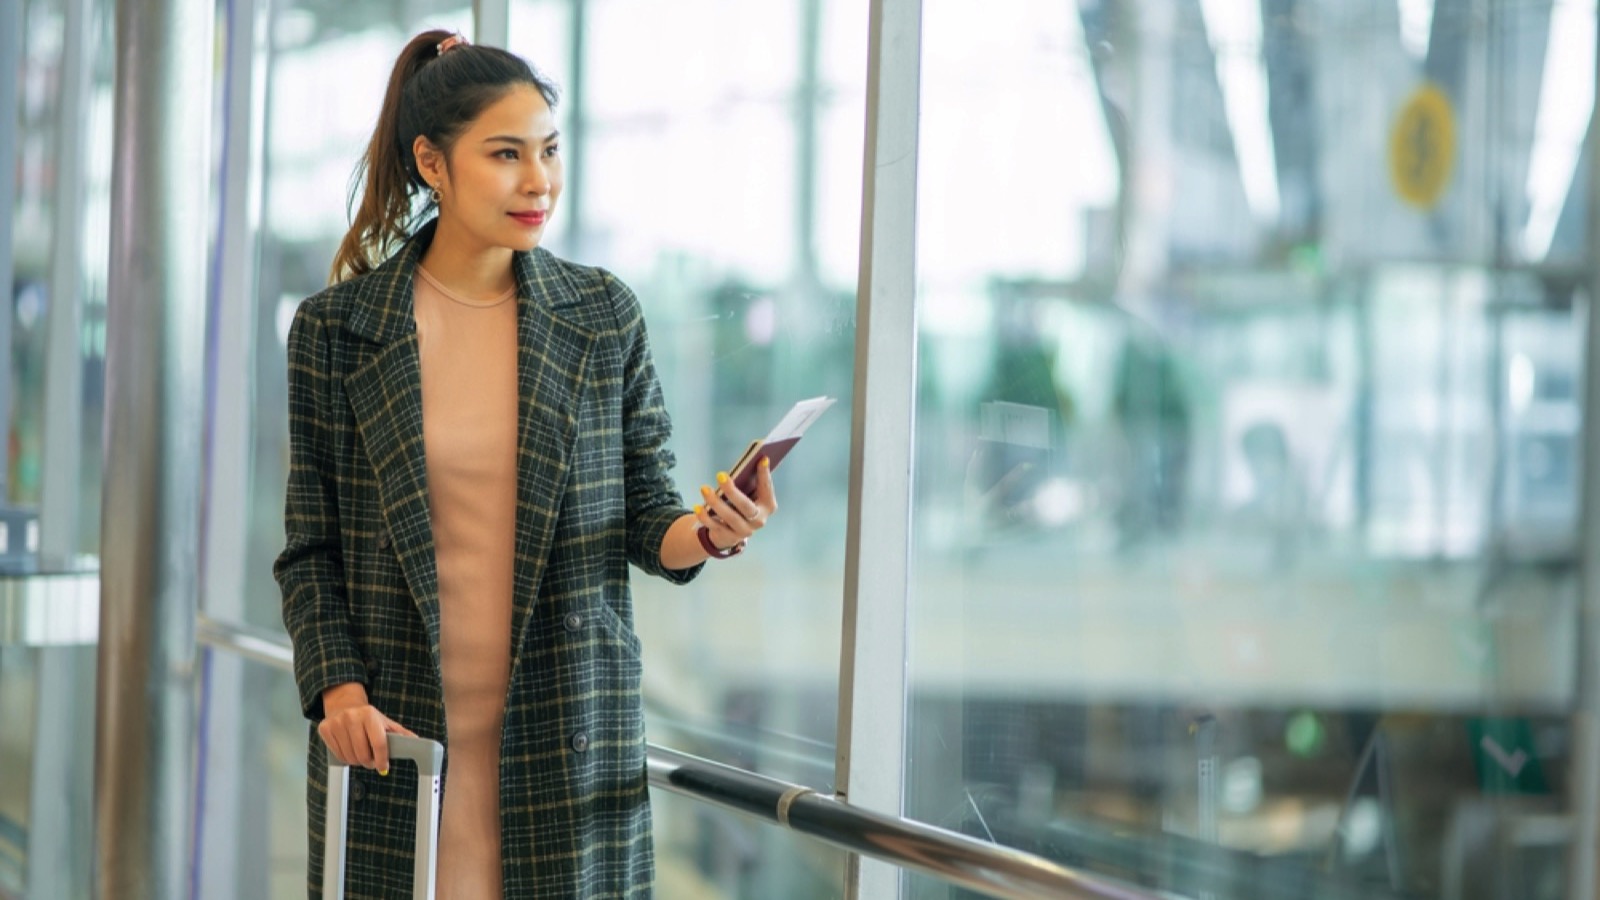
[484,130,561,146]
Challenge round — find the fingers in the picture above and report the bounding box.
[365,713,390,774]
[383,715,418,738]
[699,483,756,538]
[754,457,777,515]
[692,498,745,547]
[709,464,776,523]
[321,720,361,768]
[693,457,779,554]
[715,472,761,521]
[317,719,348,766]
[319,703,411,773]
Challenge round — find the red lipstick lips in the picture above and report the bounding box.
[509,210,547,227]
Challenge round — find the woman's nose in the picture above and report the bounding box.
[524,164,550,195]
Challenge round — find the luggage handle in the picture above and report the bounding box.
[323,734,444,900]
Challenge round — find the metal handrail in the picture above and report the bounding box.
[647,745,1158,900]
[196,617,1160,900]
[196,615,293,669]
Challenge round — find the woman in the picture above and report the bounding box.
[274,30,775,899]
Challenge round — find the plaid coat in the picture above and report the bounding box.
[275,220,700,898]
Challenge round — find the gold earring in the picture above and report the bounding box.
[429,185,442,204]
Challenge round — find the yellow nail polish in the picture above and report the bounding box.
[700,485,713,497]
[380,768,389,777]
[717,472,729,484]
[693,504,705,516]
[760,457,770,468]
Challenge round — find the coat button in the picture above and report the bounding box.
[564,613,582,632]
[570,732,590,753]
[376,529,391,550]
[350,779,367,802]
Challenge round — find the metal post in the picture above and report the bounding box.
[564,0,588,258]
[30,0,95,832]
[40,0,94,562]
[473,0,510,49]
[19,0,99,896]
[1569,12,1600,899]
[835,0,921,897]
[94,0,214,894]
[794,0,822,293]
[0,0,20,507]
[193,0,269,892]
[1118,0,1177,307]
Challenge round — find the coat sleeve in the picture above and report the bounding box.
[606,271,703,585]
[274,298,368,719]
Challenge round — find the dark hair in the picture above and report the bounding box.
[329,30,560,283]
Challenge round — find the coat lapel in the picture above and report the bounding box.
[342,228,442,659]
[505,248,595,662]
[508,248,595,670]
[339,223,597,674]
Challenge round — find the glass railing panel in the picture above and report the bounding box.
[0,648,37,896]
[193,649,309,899]
[652,790,848,900]
[0,645,95,900]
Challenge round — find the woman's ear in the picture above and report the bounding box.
[412,135,445,190]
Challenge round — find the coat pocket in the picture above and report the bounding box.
[588,594,644,661]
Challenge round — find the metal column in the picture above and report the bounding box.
[473,0,510,49]
[794,0,823,293]
[25,0,99,895]
[193,0,270,892]
[835,0,922,897]
[39,0,94,560]
[94,0,214,894]
[0,0,20,507]
[1571,11,1600,899]
[564,0,588,258]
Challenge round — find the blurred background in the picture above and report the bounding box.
[2,0,1597,898]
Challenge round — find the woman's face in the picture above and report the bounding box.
[420,84,563,252]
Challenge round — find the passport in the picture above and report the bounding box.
[723,395,836,498]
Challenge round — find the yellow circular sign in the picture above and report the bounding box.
[1389,83,1456,209]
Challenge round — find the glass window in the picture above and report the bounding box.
[243,1,475,631]
[905,1,1588,897]
[535,0,866,787]
[519,0,868,893]
[224,0,863,890]
[214,3,475,892]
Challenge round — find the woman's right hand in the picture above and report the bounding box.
[318,681,417,775]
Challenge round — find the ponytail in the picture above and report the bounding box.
[329,30,559,284]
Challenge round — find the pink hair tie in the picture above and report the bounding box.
[437,33,468,55]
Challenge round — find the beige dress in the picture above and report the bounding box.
[414,266,518,900]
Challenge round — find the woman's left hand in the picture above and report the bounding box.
[694,457,778,551]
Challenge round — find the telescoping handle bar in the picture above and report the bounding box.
[323,734,444,900]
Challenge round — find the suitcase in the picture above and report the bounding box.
[324,733,445,900]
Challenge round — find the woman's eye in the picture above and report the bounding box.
[497,149,519,160]
[544,144,560,158]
